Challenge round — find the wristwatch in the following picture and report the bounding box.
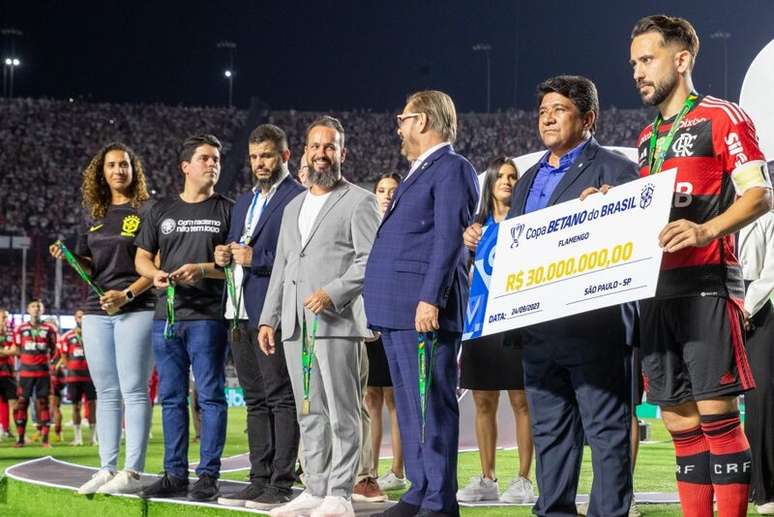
[124,288,135,302]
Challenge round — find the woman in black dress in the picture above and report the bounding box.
[457,157,534,504]
[364,173,407,491]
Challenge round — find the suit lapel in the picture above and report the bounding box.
[247,177,294,245]
[381,144,452,228]
[546,138,598,206]
[300,180,350,252]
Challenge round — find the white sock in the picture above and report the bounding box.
[74,425,82,442]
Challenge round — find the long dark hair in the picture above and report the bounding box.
[475,156,518,225]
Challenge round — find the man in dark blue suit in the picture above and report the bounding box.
[214,124,305,510]
[465,76,639,517]
[364,90,479,517]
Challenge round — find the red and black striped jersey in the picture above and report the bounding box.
[59,329,91,383]
[13,322,57,378]
[636,95,767,301]
[0,331,14,378]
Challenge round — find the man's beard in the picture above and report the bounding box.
[639,70,678,107]
[255,165,283,190]
[307,159,341,189]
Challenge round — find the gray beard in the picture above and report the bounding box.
[308,167,341,189]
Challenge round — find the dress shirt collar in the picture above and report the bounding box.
[538,137,591,171]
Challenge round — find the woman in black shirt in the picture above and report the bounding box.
[49,142,155,495]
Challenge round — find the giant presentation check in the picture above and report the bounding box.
[463,170,676,340]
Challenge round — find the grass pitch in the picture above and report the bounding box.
[0,406,761,515]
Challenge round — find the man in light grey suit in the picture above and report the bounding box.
[258,116,381,517]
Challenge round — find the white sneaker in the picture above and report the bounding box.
[77,469,115,495]
[377,471,407,491]
[97,469,144,494]
[269,490,324,517]
[310,496,354,517]
[456,475,499,502]
[757,502,774,515]
[500,476,535,503]
[629,500,642,517]
[71,438,83,446]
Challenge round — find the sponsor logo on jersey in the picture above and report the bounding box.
[89,224,104,232]
[724,132,749,169]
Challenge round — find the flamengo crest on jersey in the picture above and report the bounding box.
[636,96,767,300]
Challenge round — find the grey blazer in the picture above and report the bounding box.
[259,179,381,339]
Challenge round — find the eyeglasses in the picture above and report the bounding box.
[396,112,421,127]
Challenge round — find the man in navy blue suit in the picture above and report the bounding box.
[465,76,639,517]
[363,90,479,517]
[214,124,304,510]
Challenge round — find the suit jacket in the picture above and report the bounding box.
[363,144,480,331]
[259,179,381,340]
[226,174,306,328]
[509,137,640,344]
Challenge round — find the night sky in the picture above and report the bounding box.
[3,0,773,111]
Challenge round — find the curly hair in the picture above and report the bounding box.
[81,142,149,220]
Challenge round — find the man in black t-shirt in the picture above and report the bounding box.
[135,134,233,502]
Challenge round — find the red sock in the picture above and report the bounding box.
[701,412,751,517]
[0,398,8,431]
[670,425,714,517]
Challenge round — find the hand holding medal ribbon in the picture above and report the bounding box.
[53,240,119,315]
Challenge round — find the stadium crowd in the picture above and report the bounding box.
[0,98,650,314]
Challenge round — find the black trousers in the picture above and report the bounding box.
[744,301,774,505]
[230,322,299,489]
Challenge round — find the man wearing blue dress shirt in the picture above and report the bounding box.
[464,76,639,517]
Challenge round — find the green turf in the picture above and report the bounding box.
[0,407,761,515]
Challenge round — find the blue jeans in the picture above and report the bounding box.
[152,319,227,478]
[82,311,154,473]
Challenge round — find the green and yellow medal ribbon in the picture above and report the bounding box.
[223,264,242,338]
[647,93,698,176]
[55,240,105,298]
[163,280,176,339]
[301,313,319,416]
[417,331,438,442]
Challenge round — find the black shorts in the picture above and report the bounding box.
[19,376,51,400]
[640,296,754,407]
[0,377,17,401]
[68,381,96,402]
[366,337,392,387]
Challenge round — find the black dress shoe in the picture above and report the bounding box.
[370,499,420,517]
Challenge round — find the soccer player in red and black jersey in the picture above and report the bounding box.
[0,309,17,440]
[628,15,773,517]
[60,310,97,445]
[13,300,58,447]
[48,318,65,442]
